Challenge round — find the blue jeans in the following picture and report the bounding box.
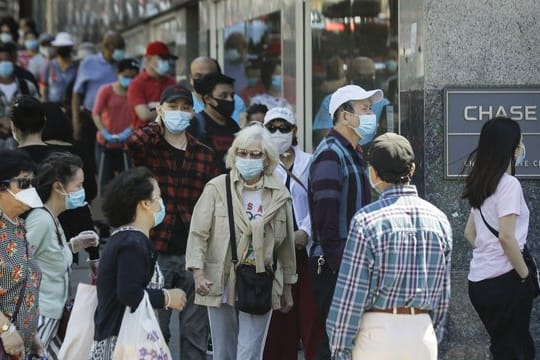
[157,254,209,360]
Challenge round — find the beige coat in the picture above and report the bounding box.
[186,170,297,309]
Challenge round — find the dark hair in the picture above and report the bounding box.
[102,167,155,227]
[117,58,139,73]
[333,101,354,125]
[41,102,73,143]
[0,16,18,42]
[462,117,521,208]
[0,149,34,189]
[20,18,36,32]
[36,152,83,201]
[260,60,278,90]
[247,103,268,116]
[11,95,45,134]
[0,41,17,59]
[195,72,234,99]
[24,29,38,39]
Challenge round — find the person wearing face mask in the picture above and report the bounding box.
[0,149,44,359]
[17,29,39,70]
[0,42,39,150]
[27,33,54,81]
[126,84,219,360]
[128,41,176,130]
[328,133,452,360]
[262,107,326,360]
[248,59,292,110]
[313,57,391,147]
[308,84,382,358]
[90,167,187,360]
[92,58,139,194]
[463,117,536,360]
[223,32,248,94]
[186,125,296,360]
[24,152,100,358]
[190,72,240,173]
[39,32,78,105]
[72,32,126,163]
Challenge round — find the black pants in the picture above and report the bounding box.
[308,256,337,360]
[469,270,536,360]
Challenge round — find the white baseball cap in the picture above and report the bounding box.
[51,32,75,47]
[329,85,383,119]
[263,107,296,126]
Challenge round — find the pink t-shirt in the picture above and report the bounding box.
[468,173,530,281]
[92,83,135,148]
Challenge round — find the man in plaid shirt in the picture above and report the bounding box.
[327,133,452,360]
[126,84,219,359]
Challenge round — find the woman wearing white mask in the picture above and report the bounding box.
[262,107,326,360]
[186,125,297,360]
[25,152,100,358]
[0,150,44,358]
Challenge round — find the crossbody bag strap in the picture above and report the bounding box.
[226,174,238,265]
[280,163,307,193]
[479,208,499,238]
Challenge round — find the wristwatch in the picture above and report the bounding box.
[0,323,10,334]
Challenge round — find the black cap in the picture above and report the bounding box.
[117,58,139,73]
[367,133,415,184]
[159,84,193,105]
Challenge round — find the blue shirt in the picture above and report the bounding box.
[73,53,118,110]
[192,92,245,125]
[327,185,452,359]
[40,59,78,103]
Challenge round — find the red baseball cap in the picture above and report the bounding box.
[145,41,178,60]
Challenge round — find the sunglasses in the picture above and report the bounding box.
[266,124,294,134]
[2,177,37,189]
[236,149,265,159]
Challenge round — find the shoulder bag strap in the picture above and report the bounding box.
[226,174,238,265]
[42,206,65,248]
[12,231,30,322]
[479,208,499,238]
[280,163,307,193]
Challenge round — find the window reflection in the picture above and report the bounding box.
[311,0,399,148]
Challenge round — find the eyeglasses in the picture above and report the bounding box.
[1,177,37,189]
[265,124,294,134]
[236,149,265,159]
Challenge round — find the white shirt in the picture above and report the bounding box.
[468,173,530,281]
[274,146,313,253]
[0,82,18,103]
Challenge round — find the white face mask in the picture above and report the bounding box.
[7,188,43,209]
[271,132,293,155]
[367,167,382,194]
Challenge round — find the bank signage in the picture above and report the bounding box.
[444,88,540,179]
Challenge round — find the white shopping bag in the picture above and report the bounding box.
[113,291,172,360]
[58,283,97,360]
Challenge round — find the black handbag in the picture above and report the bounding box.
[226,174,275,315]
[479,208,540,298]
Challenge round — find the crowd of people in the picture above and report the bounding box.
[0,14,537,360]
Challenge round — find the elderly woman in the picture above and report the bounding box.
[25,152,100,358]
[0,150,43,358]
[186,125,297,360]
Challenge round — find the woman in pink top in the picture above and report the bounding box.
[462,117,536,360]
[92,58,139,194]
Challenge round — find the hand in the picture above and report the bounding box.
[193,269,213,296]
[29,333,44,356]
[0,324,24,356]
[280,284,294,314]
[100,129,119,143]
[69,230,100,253]
[165,288,187,311]
[294,230,308,250]
[116,127,134,141]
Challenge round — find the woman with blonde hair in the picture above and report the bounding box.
[186,125,297,360]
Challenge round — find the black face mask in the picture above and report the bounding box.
[210,97,235,118]
[56,46,72,58]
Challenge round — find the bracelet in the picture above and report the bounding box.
[163,289,171,309]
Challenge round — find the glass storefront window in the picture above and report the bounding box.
[310,0,399,149]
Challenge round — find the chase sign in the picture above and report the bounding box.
[444,88,540,179]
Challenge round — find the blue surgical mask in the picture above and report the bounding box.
[349,113,377,146]
[247,77,258,87]
[66,188,87,209]
[0,61,14,78]
[153,198,166,227]
[0,33,12,43]
[118,76,132,88]
[272,74,282,89]
[515,145,526,166]
[25,39,39,50]
[162,110,191,134]
[112,49,126,62]
[236,158,264,180]
[156,59,170,75]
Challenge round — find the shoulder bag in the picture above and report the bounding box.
[226,174,275,315]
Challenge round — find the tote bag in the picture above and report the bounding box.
[113,291,171,360]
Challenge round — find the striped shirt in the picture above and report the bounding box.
[327,185,452,359]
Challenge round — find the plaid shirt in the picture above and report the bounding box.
[327,185,452,360]
[126,122,220,252]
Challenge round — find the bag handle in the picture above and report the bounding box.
[280,163,307,193]
[226,174,238,265]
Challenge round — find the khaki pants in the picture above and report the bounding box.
[353,312,437,360]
